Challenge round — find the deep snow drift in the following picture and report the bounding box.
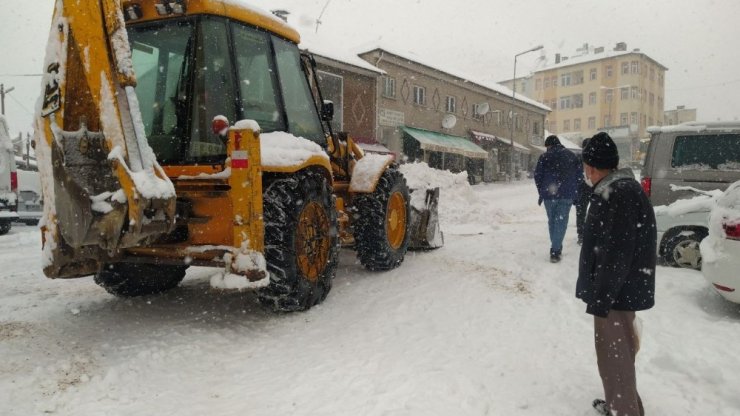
[1,166,739,416]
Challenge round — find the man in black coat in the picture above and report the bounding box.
[576,132,656,416]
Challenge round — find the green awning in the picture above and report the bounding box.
[402,126,489,159]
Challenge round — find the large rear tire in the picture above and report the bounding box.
[354,166,410,271]
[258,170,339,312]
[94,263,188,297]
[0,220,10,235]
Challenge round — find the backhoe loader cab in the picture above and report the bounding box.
[35,0,436,312]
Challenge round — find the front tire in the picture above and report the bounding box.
[258,170,339,312]
[353,166,410,271]
[94,263,188,297]
[0,220,10,235]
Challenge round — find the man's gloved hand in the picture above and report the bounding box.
[538,197,543,206]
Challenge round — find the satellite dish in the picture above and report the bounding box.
[476,102,490,116]
[442,114,457,129]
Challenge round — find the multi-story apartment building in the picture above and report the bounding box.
[664,105,697,125]
[502,43,667,145]
[359,48,550,181]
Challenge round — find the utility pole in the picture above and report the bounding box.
[1,83,16,115]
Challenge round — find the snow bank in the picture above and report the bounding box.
[399,162,503,232]
[260,132,329,167]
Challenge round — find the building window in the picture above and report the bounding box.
[621,62,629,75]
[590,68,597,81]
[561,73,572,86]
[573,94,583,108]
[649,93,655,106]
[631,61,639,74]
[535,79,542,90]
[650,68,656,81]
[445,96,456,113]
[574,118,581,130]
[544,77,550,89]
[630,112,638,125]
[620,113,628,125]
[588,117,596,129]
[589,92,597,105]
[573,70,584,85]
[413,85,426,106]
[604,115,611,128]
[621,87,629,100]
[382,76,396,98]
[559,96,572,109]
[533,121,540,135]
[563,119,570,131]
[606,65,613,77]
[631,86,639,99]
[658,96,663,109]
[472,103,484,120]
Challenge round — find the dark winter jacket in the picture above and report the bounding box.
[534,144,581,201]
[576,168,657,318]
[576,153,591,203]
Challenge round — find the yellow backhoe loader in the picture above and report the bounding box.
[34,0,442,312]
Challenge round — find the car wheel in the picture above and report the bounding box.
[663,233,703,269]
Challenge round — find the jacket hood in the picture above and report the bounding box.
[593,168,635,199]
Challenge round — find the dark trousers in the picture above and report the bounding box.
[594,310,645,416]
[575,194,589,240]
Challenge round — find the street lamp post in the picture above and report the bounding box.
[509,45,543,181]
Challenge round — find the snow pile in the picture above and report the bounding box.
[209,271,270,290]
[349,153,392,192]
[89,190,126,214]
[701,180,740,263]
[232,119,261,132]
[400,162,505,232]
[654,186,724,217]
[260,131,329,167]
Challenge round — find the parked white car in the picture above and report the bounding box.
[654,185,722,269]
[700,180,740,303]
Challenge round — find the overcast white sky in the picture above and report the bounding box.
[1,0,739,136]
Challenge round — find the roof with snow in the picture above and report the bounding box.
[359,46,551,113]
[537,49,668,72]
[300,35,384,75]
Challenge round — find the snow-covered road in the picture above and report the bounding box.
[1,178,739,416]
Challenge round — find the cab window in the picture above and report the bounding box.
[231,23,285,132]
[189,18,236,162]
[272,37,325,144]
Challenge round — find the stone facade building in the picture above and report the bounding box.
[359,48,550,181]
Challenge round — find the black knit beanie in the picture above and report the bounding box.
[583,132,619,169]
[544,135,560,147]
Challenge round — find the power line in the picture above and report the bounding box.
[0,73,43,77]
[8,93,34,116]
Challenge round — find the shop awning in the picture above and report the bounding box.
[471,130,531,154]
[402,126,489,159]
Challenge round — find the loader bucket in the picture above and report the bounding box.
[407,187,444,250]
[35,0,176,278]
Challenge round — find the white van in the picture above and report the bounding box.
[0,115,19,234]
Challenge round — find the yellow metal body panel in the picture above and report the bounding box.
[227,128,264,254]
[121,0,300,43]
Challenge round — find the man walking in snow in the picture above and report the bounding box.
[576,132,656,416]
[534,135,581,262]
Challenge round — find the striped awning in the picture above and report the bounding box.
[402,126,489,159]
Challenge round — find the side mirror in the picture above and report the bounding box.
[321,101,334,122]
